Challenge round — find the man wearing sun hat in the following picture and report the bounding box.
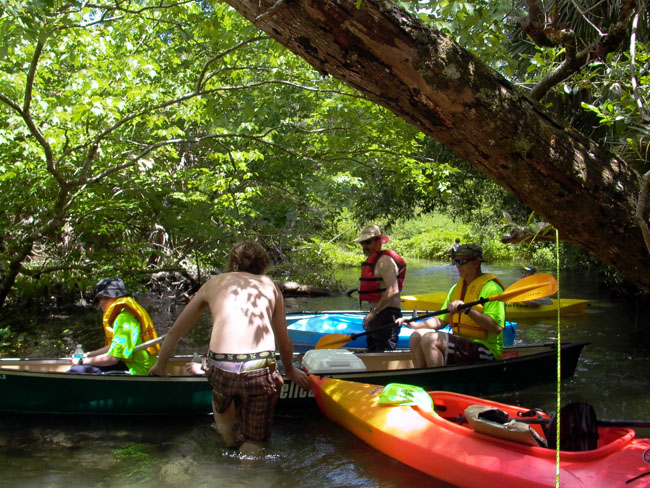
[396,244,505,367]
[355,225,407,352]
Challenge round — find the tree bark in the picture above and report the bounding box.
[223,0,650,291]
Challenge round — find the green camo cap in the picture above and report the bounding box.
[453,244,485,262]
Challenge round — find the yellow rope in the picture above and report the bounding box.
[555,229,561,487]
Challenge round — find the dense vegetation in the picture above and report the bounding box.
[0,0,647,315]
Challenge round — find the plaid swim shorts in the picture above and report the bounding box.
[205,360,284,444]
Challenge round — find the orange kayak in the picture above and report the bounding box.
[310,375,650,487]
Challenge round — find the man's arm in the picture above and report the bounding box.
[86,345,110,357]
[405,315,449,330]
[78,313,138,366]
[448,301,503,334]
[148,290,208,376]
[447,281,505,334]
[397,286,452,330]
[73,351,120,367]
[269,286,311,391]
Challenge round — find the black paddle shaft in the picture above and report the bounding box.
[448,414,650,429]
[349,297,490,341]
[512,416,650,429]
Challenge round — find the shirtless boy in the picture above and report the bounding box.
[149,241,311,451]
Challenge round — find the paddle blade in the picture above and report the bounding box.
[315,333,352,349]
[493,273,558,303]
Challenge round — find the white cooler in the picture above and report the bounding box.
[301,349,367,374]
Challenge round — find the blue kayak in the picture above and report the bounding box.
[286,311,517,352]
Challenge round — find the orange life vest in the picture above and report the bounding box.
[359,250,406,302]
[102,297,160,355]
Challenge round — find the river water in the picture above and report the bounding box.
[1,259,649,487]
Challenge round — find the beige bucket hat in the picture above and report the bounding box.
[354,225,389,244]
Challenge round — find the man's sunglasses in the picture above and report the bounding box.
[452,258,474,265]
[360,239,377,246]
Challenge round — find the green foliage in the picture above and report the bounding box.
[390,213,469,260]
[0,311,37,354]
[272,208,361,288]
[0,1,439,305]
[274,238,356,290]
[0,325,25,352]
[529,246,557,269]
[0,0,645,310]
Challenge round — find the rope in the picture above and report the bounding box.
[555,229,562,487]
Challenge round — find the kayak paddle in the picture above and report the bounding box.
[134,333,167,352]
[314,273,558,350]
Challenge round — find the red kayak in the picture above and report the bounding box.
[310,375,650,487]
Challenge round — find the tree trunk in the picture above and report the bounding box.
[223,0,650,291]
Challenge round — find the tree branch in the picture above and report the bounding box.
[637,170,650,256]
[530,32,583,101]
[524,0,639,100]
[21,35,64,188]
[196,36,269,91]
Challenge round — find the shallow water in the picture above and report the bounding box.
[1,259,649,487]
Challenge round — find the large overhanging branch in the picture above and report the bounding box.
[223,0,649,290]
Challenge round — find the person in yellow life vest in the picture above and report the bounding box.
[396,244,505,368]
[70,278,160,375]
[356,224,406,352]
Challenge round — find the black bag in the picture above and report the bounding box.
[547,402,599,452]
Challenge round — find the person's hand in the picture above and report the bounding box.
[447,300,465,314]
[70,353,87,366]
[394,316,411,328]
[184,362,205,376]
[148,362,168,377]
[362,310,375,330]
[286,367,311,391]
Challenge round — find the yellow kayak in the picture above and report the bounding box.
[402,292,588,319]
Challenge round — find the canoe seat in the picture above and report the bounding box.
[464,405,547,447]
[520,403,600,451]
[546,402,599,451]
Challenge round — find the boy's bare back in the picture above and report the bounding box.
[197,272,283,354]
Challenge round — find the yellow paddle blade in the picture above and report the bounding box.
[491,273,558,303]
[315,333,352,350]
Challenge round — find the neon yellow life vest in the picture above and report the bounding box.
[450,273,505,341]
[102,297,160,355]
